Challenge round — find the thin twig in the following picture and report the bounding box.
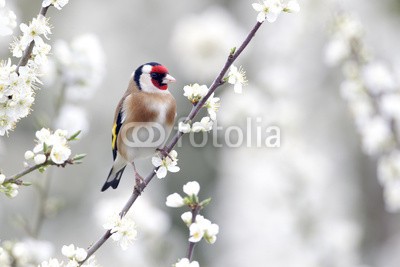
[4,163,47,183]
[187,206,201,261]
[4,159,75,184]
[81,20,264,265]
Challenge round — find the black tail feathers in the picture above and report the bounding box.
[101,166,126,192]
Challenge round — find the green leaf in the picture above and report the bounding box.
[72,153,86,161]
[43,142,49,153]
[200,197,212,207]
[68,130,82,141]
[230,47,237,55]
[22,181,32,186]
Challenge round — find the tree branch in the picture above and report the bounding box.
[3,159,77,185]
[81,20,264,265]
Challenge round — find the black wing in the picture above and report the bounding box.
[111,109,123,160]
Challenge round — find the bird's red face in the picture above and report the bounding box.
[149,65,176,90]
[135,63,176,92]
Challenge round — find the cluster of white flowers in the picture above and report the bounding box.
[61,244,87,265]
[252,0,300,23]
[326,14,400,211]
[185,213,219,244]
[103,212,138,250]
[0,0,16,36]
[174,258,200,267]
[0,173,18,198]
[167,181,219,266]
[183,83,209,104]
[0,239,53,267]
[180,83,221,133]
[151,150,180,179]
[179,64,247,134]
[0,1,69,136]
[38,244,99,267]
[42,0,69,10]
[25,128,72,166]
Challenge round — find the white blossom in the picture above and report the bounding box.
[29,128,72,165]
[0,2,16,36]
[181,211,192,226]
[151,150,180,179]
[379,93,400,121]
[19,15,51,48]
[324,38,351,66]
[183,181,200,196]
[360,116,394,155]
[61,244,87,262]
[24,150,34,160]
[50,144,71,164]
[192,117,213,132]
[34,153,47,165]
[178,121,191,134]
[378,150,400,187]
[0,246,11,267]
[204,222,219,244]
[204,93,220,120]
[284,0,300,13]
[42,0,69,10]
[183,83,208,104]
[4,183,18,198]
[103,213,137,250]
[252,0,285,23]
[61,244,75,259]
[166,193,185,208]
[174,258,200,267]
[0,21,53,136]
[38,258,63,267]
[0,173,5,185]
[188,215,219,244]
[362,62,396,94]
[227,65,247,94]
[383,182,400,212]
[189,222,204,243]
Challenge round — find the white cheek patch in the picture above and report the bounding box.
[142,65,152,74]
[139,74,157,93]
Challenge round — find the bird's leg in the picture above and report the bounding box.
[156,147,172,160]
[132,161,145,192]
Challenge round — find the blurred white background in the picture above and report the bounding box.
[2,0,400,266]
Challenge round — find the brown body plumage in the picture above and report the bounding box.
[102,62,176,191]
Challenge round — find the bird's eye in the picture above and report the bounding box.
[150,73,161,79]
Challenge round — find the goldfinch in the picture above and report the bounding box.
[101,62,177,192]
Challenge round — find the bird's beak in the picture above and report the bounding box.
[163,74,176,84]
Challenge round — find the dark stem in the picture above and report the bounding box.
[187,206,201,261]
[81,20,264,265]
[4,159,75,184]
[4,163,46,184]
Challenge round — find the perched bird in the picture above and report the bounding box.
[101,62,177,192]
